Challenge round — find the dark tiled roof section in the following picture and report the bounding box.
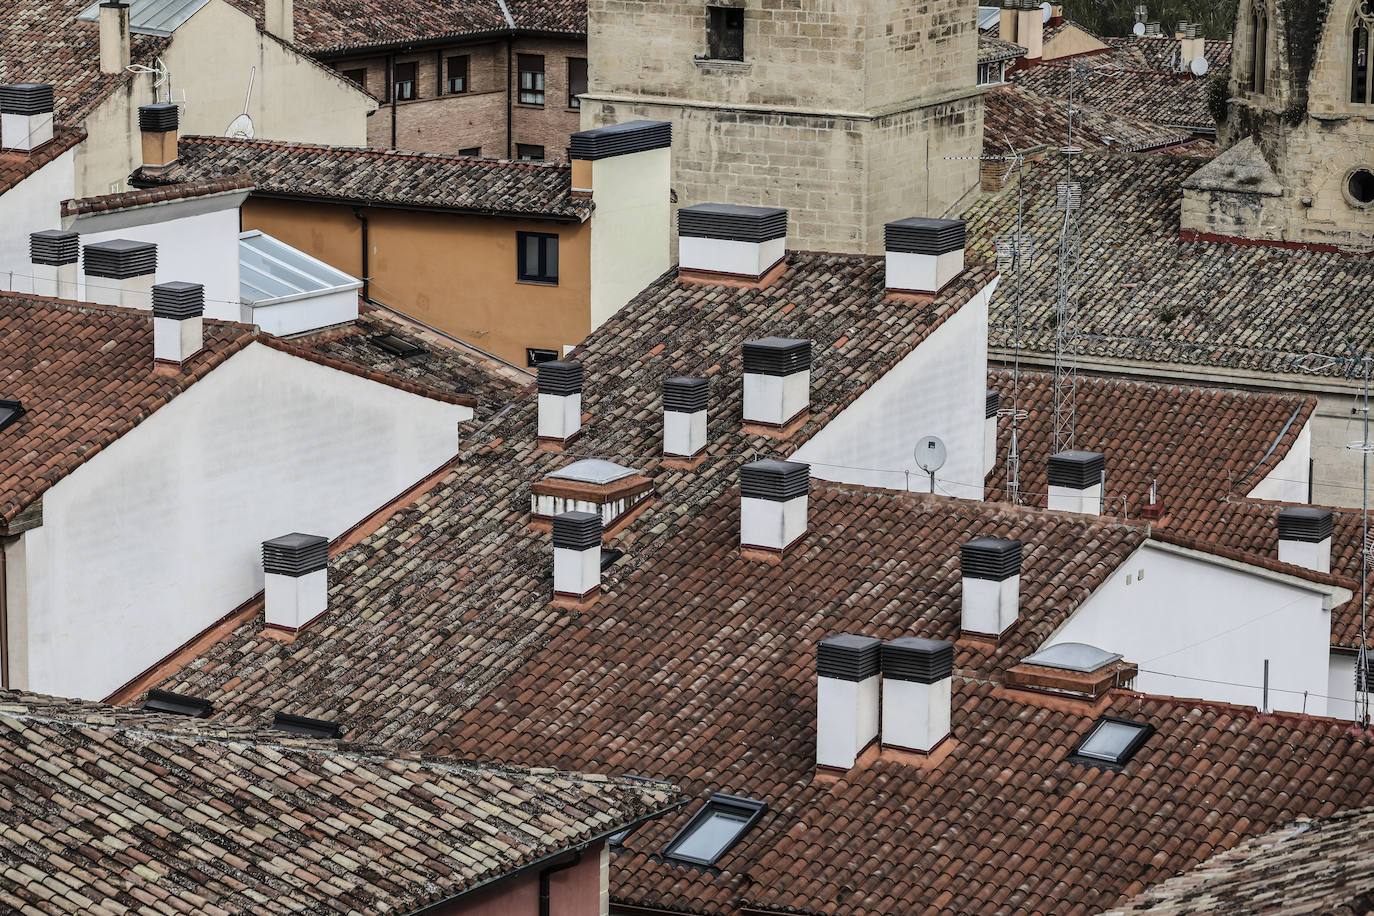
[984,83,1193,155]
[505,0,587,34]
[0,690,678,915]
[61,174,255,217]
[227,0,517,53]
[1104,34,1233,72]
[0,128,83,196]
[962,151,1374,377]
[146,136,592,219]
[1011,60,1215,131]
[979,33,1027,63]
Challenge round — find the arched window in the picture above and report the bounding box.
[1354,0,1374,103]
[1251,3,1268,93]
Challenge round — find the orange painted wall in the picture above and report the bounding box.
[241,196,591,365]
[424,845,606,916]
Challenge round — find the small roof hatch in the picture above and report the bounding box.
[1023,642,1122,673]
[550,459,636,486]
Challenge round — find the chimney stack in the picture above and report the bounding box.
[884,218,967,296]
[552,510,602,601]
[0,83,54,153]
[1047,449,1105,515]
[100,1,132,75]
[1017,0,1044,59]
[880,637,954,754]
[663,376,709,459]
[152,282,204,365]
[1144,21,1161,36]
[678,203,787,281]
[742,337,811,430]
[816,635,881,769]
[262,533,329,631]
[265,0,294,43]
[961,537,1023,639]
[999,0,1018,42]
[984,390,999,477]
[83,239,156,310]
[1180,22,1205,70]
[1277,507,1333,573]
[537,360,583,446]
[740,459,809,553]
[29,230,79,299]
[138,104,179,175]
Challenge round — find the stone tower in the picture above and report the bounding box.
[1183,0,1374,247]
[579,0,984,255]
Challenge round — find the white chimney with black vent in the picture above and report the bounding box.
[537,360,583,445]
[29,230,79,299]
[263,533,329,631]
[743,337,810,429]
[880,637,955,754]
[100,1,131,75]
[740,458,809,552]
[883,217,966,295]
[984,390,999,476]
[152,282,204,365]
[138,103,180,175]
[961,537,1022,638]
[84,239,156,310]
[1047,449,1106,515]
[553,510,602,600]
[678,203,788,280]
[1277,507,1333,573]
[0,83,54,153]
[816,634,882,769]
[663,376,709,458]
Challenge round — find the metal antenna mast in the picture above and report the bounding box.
[992,142,1033,504]
[1051,59,1094,454]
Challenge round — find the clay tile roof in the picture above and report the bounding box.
[1011,61,1216,132]
[979,33,1027,63]
[983,83,1194,155]
[0,129,84,196]
[61,174,255,217]
[1099,806,1374,915]
[143,136,592,220]
[0,689,679,915]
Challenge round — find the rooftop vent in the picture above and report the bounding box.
[552,510,602,601]
[663,376,710,459]
[816,634,882,769]
[0,399,23,434]
[1144,20,1161,35]
[961,537,1022,639]
[883,217,967,295]
[83,238,157,310]
[0,83,54,153]
[984,390,999,477]
[100,1,132,74]
[1047,449,1105,515]
[537,360,583,446]
[1007,642,1138,700]
[138,103,179,174]
[678,203,787,281]
[152,281,204,365]
[740,458,809,553]
[141,688,213,718]
[532,459,654,530]
[271,711,344,739]
[262,532,329,632]
[371,333,424,358]
[31,230,79,300]
[880,637,954,754]
[1277,506,1334,573]
[742,337,811,431]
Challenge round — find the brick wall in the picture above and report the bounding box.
[511,37,588,161]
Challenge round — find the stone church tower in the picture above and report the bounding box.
[1183,0,1374,247]
[578,0,984,254]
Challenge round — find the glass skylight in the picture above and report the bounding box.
[0,399,23,433]
[549,459,636,486]
[664,794,766,866]
[1024,642,1123,673]
[1073,717,1153,766]
[239,230,361,306]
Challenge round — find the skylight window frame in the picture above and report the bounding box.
[141,688,213,718]
[663,793,766,867]
[1069,715,1154,769]
[0,398,24,433]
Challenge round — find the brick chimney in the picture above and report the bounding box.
[100,1,131,75]
[742,337,810,431]
[0,83,54,152]
[1047,449,1105,515]
[961,537,1022,639]
[83,239,156,310]
[884,217,967,295]
[663,376,709,459]
[138,104,180,175]
[265,0,294,43]
[880,637,954,754]
[1277,507,1333,573]
[537,360,583,446]
[29,230,79,299]
[262,533,329,631]
[984,390,999,477]
[816,635,881,769]
[552,510,602,601]
[740,459,809,553]
[152,282,204,365]
[678,203,787,281]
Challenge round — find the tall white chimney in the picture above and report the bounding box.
[152,282,204,365]
[537,360,583,445]
[961,537,1023,639]
[265,0,294,43]
[663,376,709,458]
[883,217,966,295]
[262,533,329,631]
[1047,449,1105,515]
[816,634,881,769]
[1016,0,1044,59]
[880,637,955,754]
[1277,507,1333,573]
[29,230,79,299]
[678,203,788,281]
[100,1,132,75]
[742,337,810,430]
[0,83,54,152]
[83,239,157,310]
[552,510,602,601]
[984,390,999,477]
[740,459,809,553]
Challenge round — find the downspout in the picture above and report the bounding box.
[538,850,582,916]
[386,53,397,148]
[0,536,8,689]
[506,36,514,158]
[352,207,370,301]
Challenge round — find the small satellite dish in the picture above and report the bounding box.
[914,435,948,474]
[1040,1,1052,22]
[1190,56,1209,76]
[225,66,256,139]
[1132,21,1146,35]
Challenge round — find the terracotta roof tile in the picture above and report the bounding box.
[61,175,255,217]
[0,128,84,196]
[984,84,1194,154]
[980,33,1027,63]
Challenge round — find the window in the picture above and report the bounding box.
[527,347,559,366]
[1249,4,1267,93]
[272,712,345,739]
[518,54,545,105]
[393,61,417,101]
[516,143,546,160]
[568,57,588,108]
[1349,168,1374,205]
[447,55,469,94]
[707,6,745,61]
[517,233,559,284]
[1353,3,1373,104]
[342,67,367,88]
[977,60,1004,85]
[664,794,766,866]
[1070,716,1153,768]
[141,688,212,718]
[459,146,482,156]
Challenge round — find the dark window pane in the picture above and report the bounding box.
[447,55,468,93]
[1355,26,1370,103]
[708,6,744,60]
[517,144,545,160]
[517,232,559,283]
[394,61,417,101]
[459,146,481,156]
[342,68,367,88]
[568,57,588,108]
[518,54,546,104]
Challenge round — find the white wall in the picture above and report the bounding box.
[1046,540,1337,716]
[12,342,470,700]
[793,277,996,500]
[1328,651,1357,720]
[590,147,672,330]
[1247,418,1311,503]
[0,147,77,294]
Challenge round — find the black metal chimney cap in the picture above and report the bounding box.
[743,337,811,377]
[152,281,204,319]
[740,458,809,501]
[138,103,179,134]
[0,83,54,116]
[1048,449,1106,489]
[881,637,955,683]
[569,120,671,160]
[1277,507,1334,543]
[663,376,709,413]
[962,537,1023,581]
[552,510,603,550]
[537,360,583,396]
[262,532,329,577]
[30,229,78,266]
[83,238,156,279]
[678,203,788,243]
[142,688,213,718]
[985,390,1000,420]
[884,217,967,256]
[272,711,344,739]
[818,634,882,681]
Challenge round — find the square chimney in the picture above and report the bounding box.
[663,376,709,458]
[740,458,809,553]
[30,230,79,299]
[552,510,602,601]
[816,635,882,769]
[537,360,583,446]
[100,1,131,74]
[262,533,329,631]
[1277,507,1333,573]
[883,217,966,295]
[678,203,787,281]
[743,337,810,431]
[880,637,954,754]
[139,104,180,174]
[961,537,1022,639]
[83,239,157,310]
[1017,0,1044,58]
[152,282,204,365]
[0,83,54,153]
[1047,449,1105,515]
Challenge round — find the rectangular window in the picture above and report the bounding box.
[518,54,546,105]
[568,57,588,108]
[459,146,481,156]
[342,67,367,88]
[664,794,766,866]
[517,232,559,284]
[707,6,745,61]
[526,347,559,366]
[447,55,469,93]
[516,143,546,161]
[393,61,417,101]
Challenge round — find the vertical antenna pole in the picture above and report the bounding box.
[1262,658,1270,713]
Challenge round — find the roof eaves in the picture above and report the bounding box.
[258,335,480,408]
[1145,533,1357,602]
[250,188,588,222]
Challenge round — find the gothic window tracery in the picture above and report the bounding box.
[1250,2,1268,93]
[1353,0,1373,103]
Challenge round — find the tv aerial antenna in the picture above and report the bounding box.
[126,57,173,105]
[226,66,256,139]
[914,435,948,495]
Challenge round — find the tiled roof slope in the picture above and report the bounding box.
[0,690,678,915]
[140,136,592,219]
[0,129,84,196]
[1105,34,1233,73]
[1011,62,1215,131]
[1100,807,1374,915]
[962,151,1374,377]
[984,84,1193,155]
[979,33,1027,63]
[61,174,255,217]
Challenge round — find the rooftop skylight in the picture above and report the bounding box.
[664,794,766,867]
[1023,642,1123,673]
[371,333,424,358]
[1071,716,1153,767]
[239,230,361,307]
[550,459,636,486]
[0,399,23,433]
[271,711,345,739]
[141,688,212,718]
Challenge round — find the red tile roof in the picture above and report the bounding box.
[1011,61,1216,132]
[0,128,83,196]
[61,174,254,217]
[979,33,1027,63]
[984,83,1194,155]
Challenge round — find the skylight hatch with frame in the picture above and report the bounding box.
[663,793,766,867]
[1070,716,1153,768]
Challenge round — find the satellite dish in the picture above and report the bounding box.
[225,66,256,139]
[1040,1,1052,22]
[914,435,948,474]
[1190,56,1209,76]
[1132,21,1146,35]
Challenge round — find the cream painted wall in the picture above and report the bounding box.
[1247,418,1311,503]
[589,147,672,329]
[793,277,997,500]
[75,72,156,198]
[11,342,470,700]
[0,147,77,293]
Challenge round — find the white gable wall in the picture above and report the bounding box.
[0,147,78,294]
[8,342,470,700]
[1246,417,1311,503]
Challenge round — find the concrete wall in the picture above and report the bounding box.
[8,342,470,700]
[0,147,77,293]
[1048,540,1336,715]
[1247,417,1311,503]
[588,146,672,328]
[793,276,995,499]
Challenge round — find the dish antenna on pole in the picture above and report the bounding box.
[1190,56,1209,76]
[225,66,256,139]
[914,435,947,494]
[1132,21,1146,35]
[1040,1,1052,22]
